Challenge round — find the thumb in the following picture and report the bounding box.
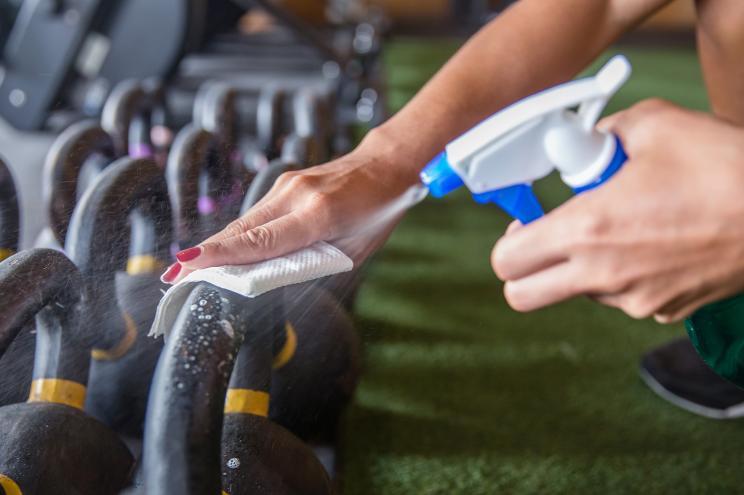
[597,99,678,155]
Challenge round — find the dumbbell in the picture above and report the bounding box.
[143,283,332,495]
[66,156,173,438]
[192,82,288,162]
[0,249,133,495]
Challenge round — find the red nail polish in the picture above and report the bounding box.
[176,246,202,263]
[160,263,182,283]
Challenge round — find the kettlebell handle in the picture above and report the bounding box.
[144,283,266,494]
[0,249,89,408]
[66,156,172,350]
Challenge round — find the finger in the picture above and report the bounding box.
[597,99,678,156]
[194,202,285,249]
[502,261,589,312]
[654,287,731,324]
[179,210,318,270]
[492,213,575,281]
[596,110,628,134]
[589,293,623,309]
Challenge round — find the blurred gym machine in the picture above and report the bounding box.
[0,0,386,247]
[0,0,223,130]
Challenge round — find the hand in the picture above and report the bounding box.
[492,99,744,323]
[161,128,424,284]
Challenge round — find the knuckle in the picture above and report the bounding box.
[275,170,298,187]
[572,214,606,248]
[224,217,251,237]
[287,173,318,190]
[634,98,672,117]
[593,260,630,294]
[621,99,677,153]
[242,226,275,250]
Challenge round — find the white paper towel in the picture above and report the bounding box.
[149,241,353,338]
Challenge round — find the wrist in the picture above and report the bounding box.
[355,123,442,185]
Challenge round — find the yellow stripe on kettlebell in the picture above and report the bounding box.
[126,255,165,275]
[0,248,15,262]
[27,379,86,410]
[272,322,297,370]
[91,312,138,361]
[0,474,22,495]
[222,491,230,495]
[224,389,270,417]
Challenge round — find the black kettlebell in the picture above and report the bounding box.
[0,156,28,406]
[41,78,168,248]
[0,249,134,495]
[66,156,173,437]
[101,78,169,164]
[143,283,332,495]
[240,168,361,440]
[42,119,117,246]
[167,123,239,249]
[0,157,19,261]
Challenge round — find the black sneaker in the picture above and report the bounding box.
[639,337,744,419]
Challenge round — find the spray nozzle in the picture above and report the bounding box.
[419,151,464,198]
[420,55,632,224]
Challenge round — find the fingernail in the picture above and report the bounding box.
[176,246,202,263]
[160,263,182,283]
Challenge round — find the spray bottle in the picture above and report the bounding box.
[420,55,744,387]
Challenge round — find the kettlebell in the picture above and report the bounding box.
[101,78,169,163]
[0,157,19,261]
[0,156,28,406]
[241,167,361,440]
[42,120,117,246]
[143,282,332,495]
[66,156,173,437]
[167,123,239,249]
[0,249,134,495]
[42,78,168,248]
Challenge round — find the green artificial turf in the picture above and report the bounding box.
[340,38,744,494]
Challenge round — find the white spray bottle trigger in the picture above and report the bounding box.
[427,55,631,224]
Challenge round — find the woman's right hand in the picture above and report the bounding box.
[161,128,424,284]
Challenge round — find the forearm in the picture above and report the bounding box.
[362,0,672,184]
[697,0,744,124]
